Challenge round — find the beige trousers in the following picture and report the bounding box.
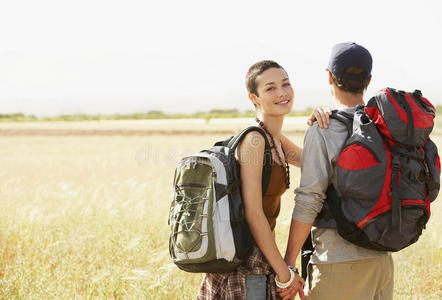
[305,254,394,300]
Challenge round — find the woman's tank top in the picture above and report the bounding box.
[262,162,287,231]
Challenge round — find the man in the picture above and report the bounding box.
[281,43,394,300]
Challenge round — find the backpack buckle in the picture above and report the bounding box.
[419,161,432,183]
[391,154,401,170]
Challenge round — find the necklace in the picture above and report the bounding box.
[255,118,290,189]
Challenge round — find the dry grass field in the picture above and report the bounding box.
[0,119,441,299]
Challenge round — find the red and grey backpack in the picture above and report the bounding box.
[314,88,440,252]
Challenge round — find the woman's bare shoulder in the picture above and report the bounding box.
[236,131,265,164]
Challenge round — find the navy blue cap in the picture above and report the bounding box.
[327,42,372,80]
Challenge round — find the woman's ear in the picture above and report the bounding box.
[248,92,258,108]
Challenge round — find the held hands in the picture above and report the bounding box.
[276,272,305,300]
[307,107,332,128]
[275,267,305,300]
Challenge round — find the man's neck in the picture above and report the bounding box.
[334,90,365,109]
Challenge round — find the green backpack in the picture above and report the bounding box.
[168,126,272,273]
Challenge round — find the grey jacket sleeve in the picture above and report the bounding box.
[292,121,347,223]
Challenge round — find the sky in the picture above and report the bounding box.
[1,0,441,116]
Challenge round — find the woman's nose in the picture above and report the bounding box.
[278,88,288,98]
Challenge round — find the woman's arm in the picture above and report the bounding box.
[237,131,291,282]
[281,135,302,167]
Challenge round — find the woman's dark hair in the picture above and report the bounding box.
[331,66,371,94]
[246,60,284,96]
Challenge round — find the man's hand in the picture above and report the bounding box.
[307,107,332,128]
[276,273,305,300]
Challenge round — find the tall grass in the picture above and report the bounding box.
[0,133,440,299]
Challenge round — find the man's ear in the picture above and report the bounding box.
[367,75,372,85]
[328,71,333,85]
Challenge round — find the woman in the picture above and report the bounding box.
[198,60,330,300]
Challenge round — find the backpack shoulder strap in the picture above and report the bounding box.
[228,126,273,196]
[322,108,356,203]
[330,109,354,138]
[213,136,234,147]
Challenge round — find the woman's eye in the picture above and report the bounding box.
[266,87,275,91]
[283,83,291,87]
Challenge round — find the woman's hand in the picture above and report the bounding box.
[307,107,332,128]
[276,273,305,300]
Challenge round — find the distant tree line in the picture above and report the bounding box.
[0,109,311,122]
[1,107,441,122]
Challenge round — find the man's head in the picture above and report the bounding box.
[327,42,372,95]
[245,60,294,115]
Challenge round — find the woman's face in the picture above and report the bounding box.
[251,67,294,116]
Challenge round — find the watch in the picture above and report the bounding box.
[288,265,299,274]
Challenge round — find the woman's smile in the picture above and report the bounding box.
[275,99,291,105]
